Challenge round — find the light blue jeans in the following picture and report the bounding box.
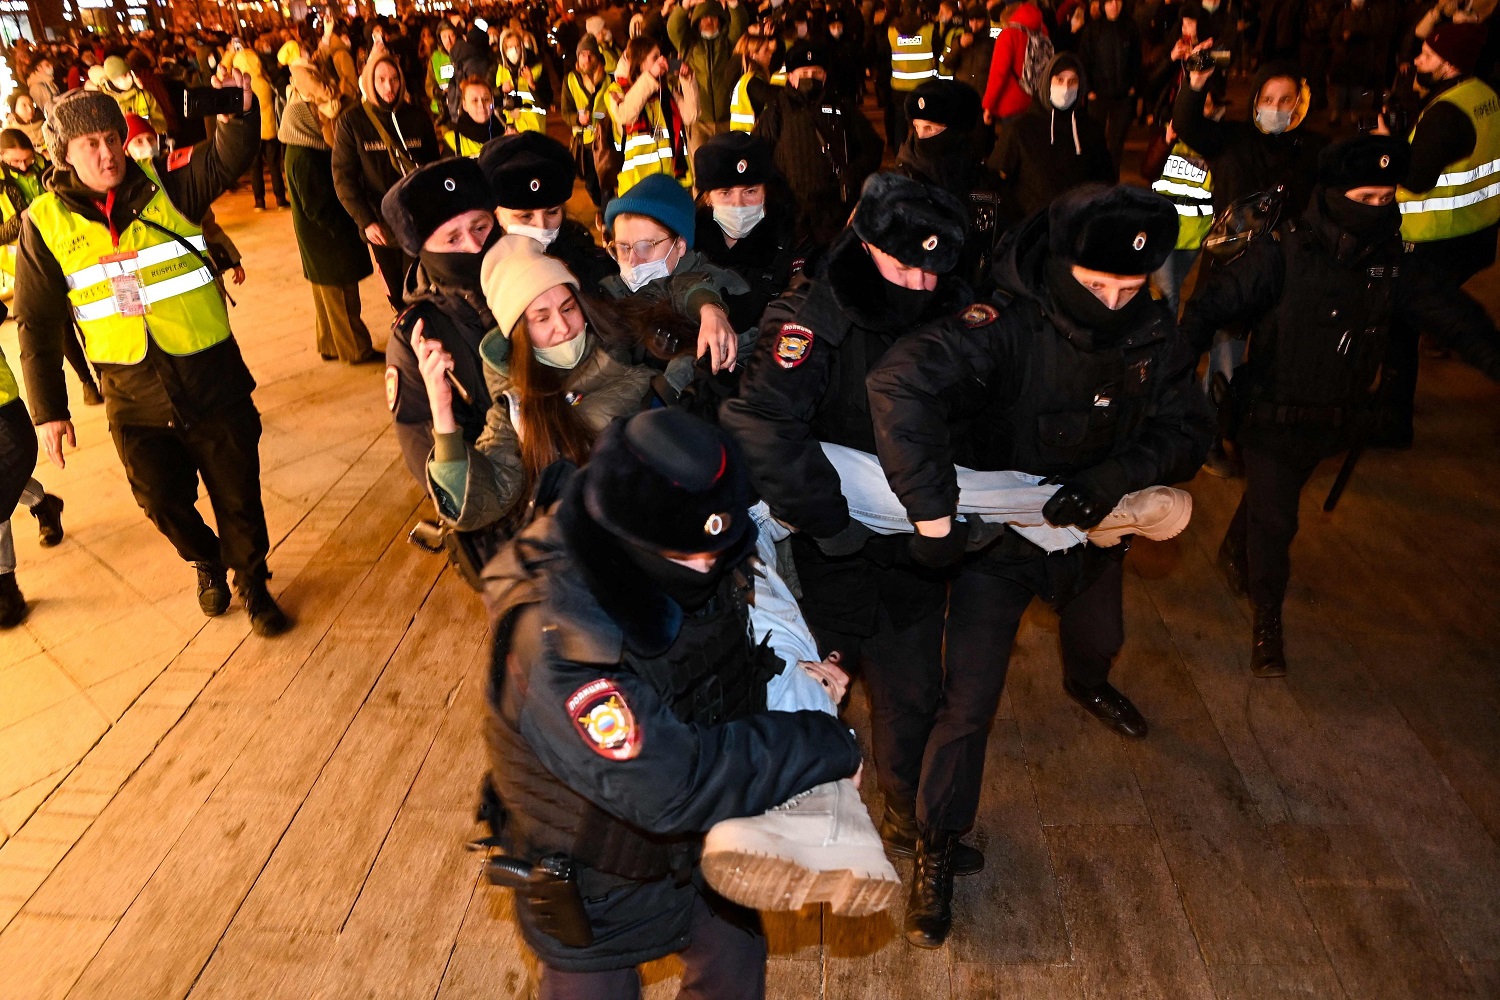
[818,443,1087,552]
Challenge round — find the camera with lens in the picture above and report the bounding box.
[501,93,522,111]
[1185,47,1232,72]
[1357,91,1412,136]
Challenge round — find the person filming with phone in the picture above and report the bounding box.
[13,77,293,638]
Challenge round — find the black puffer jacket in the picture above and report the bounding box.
[1078,15,1142,100]
[720,229,973,538]
[1171,64,1328,215]
[331,54,441,236]
[16,107,261,427]
[1179,189,1500,457]
[865,208,1214,523]
[386,262,495,484]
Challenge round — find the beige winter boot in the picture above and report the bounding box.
[1087,486,1193,548]
[701,778,902,917]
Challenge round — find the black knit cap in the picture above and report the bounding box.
[693,131,774,190]
[1048,183,1177,275]
[784,41,826,71]
[584,409,752,555]
[478,131,576,210]
[851,172,968,274]
[904,79,981,130]
[381,158,496,256]
[1318,134,1411,192]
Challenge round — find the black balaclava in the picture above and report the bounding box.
[622,539,732,612]
[1321,188,1401,240]
[1045,256,1149,336]
[419,225,501,289]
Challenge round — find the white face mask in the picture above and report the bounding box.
[1050,82,1078,109]
[505,47,521,63]
[508,223,560,247]
[701,28,720,39]
[830,24,845,38]
[533,328,589,369]
[112,75,134,91]
[713,202,765,239]
[1255,107,1293,134]
[619,253,673,292]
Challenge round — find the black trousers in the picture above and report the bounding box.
[0,398,37,522]
[537,892,766,1000]
[1226,444,1321,608]
[1091,95,1134,168]
[109,397,270,581]
[853,548,1125,833]
[1384,223,1498,436]
[249,136,287,207]
[371,242,413,313]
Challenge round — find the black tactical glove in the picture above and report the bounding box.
[908,518,970,569]
[1042,483,1112,529]
[813,518,878,557]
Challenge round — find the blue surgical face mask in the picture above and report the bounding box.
[713,202,766,239]
[1255,107,1293,134]
[620,254,672,292]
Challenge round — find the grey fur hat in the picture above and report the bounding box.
[44,89,127,166]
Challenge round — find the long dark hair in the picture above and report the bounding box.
[508,312,596,486]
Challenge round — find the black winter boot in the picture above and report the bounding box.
[238,572,292,637]
[30,493,64,547]
[904,829,959,949]
[1251,603,1287,678]
[879,804,984,876]
[195,562,230,617]
[0,572,28,628]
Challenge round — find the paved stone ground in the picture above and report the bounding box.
[2,167,1499,999]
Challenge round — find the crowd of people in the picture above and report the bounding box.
[1,0,1499,996]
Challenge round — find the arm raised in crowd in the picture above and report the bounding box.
[159,96,261,224]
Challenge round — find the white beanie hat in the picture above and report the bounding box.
[480,235,579,338]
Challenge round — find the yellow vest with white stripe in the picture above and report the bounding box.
[889,24,938,91]
[1398,77,1500,243]
[1151,142,1215,251]
[0,348,18,408]
[27,160,231,367]
[568,72,603,145]
[730,71,759,132]
[430,50,454,116]
[607,80,693,196]
[1,166,44,280]
[443,129,484,157]
[497,64,548,133]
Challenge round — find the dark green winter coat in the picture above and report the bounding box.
[281,101,373,287]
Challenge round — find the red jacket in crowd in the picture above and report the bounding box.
[983,2,1047,120]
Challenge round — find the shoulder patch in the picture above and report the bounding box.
[567,679,642,761]
[961,303,998,328]
[773,323,814,369]
[166,147,194,171]
[385,365,400,412]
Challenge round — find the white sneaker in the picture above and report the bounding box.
[1087,486,1193,548]
[701,779,902,916]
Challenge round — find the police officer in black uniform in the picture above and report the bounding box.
[719,172,990,893]
[864,184,1214,946]
[484,407,862,1000]
[1179,135,1500,676]
[692,132,811,334]
[381,158,498,485]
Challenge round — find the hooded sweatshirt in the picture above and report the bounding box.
[989,52,1117,222]
[330,51,440,234]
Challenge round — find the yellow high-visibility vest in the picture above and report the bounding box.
[443,129,484,157]
[605,80,693,196]
[888,24,938,92]
[496,63,548,133]
[1398,77,1500,243]
[1151,142,1215,251]
[730,71,758,131]
[568,72,603,145]
[0,348,18,408]
[430,50,454,116]
[27,160,231,367]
